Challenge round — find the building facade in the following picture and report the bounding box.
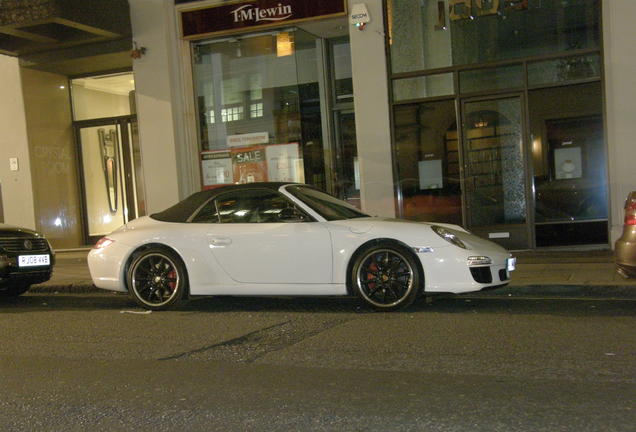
[1,0,635,251]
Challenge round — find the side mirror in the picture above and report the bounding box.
[278,207,305,222]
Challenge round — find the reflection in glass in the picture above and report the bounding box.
[394,100,462,225]
[389,0,600,73]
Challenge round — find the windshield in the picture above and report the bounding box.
[286,186,370,221]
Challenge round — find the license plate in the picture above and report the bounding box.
[18,254,50,267]
[507,257,516,272]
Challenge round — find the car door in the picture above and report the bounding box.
[192,188,333,284]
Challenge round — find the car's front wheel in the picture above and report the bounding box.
[126,247,188,310]
[351,243,422,311]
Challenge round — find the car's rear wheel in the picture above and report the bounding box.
[126,247,187,310]
[0,284,30,297]
[351,243,421,311]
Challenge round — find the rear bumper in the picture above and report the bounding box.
[87,244,129,292]
[615,230,636,278]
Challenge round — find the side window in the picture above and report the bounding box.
[190,198,219,223]
[212,189,306,223]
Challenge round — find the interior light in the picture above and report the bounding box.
[276,32,294,57]
[59,85,65,89]
[54,217,62,227]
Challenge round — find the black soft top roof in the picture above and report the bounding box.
[150,182,297,223]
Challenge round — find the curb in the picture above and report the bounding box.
[29,283,101,294]
[467,284,636,300]
[28,283,636,299]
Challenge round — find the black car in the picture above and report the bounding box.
[0,224,54,297]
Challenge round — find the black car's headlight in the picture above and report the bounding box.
[431,225,467,249]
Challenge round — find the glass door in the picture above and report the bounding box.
[461,95,530,249]
[76,117,145,243]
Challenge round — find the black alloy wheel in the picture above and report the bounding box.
[127,248,187,310]
[352,243,421,311]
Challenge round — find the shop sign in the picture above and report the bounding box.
[181,0,347,38]
[226,132,269,147]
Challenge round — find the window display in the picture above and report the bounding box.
[193,29,325,190]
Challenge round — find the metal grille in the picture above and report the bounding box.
[470,267,493,284]
[0,237,49,253]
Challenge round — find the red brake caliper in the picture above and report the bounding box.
[167,270,177,292]
[366,262,378,290]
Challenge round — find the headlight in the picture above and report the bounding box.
[431,225,467,249]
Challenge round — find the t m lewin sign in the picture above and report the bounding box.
[181,0,347,38]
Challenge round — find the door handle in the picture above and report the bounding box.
[209,237,232,246]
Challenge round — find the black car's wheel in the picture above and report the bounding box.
[351,243,421,311]
[126,247,187,310]
[0,284,31,297]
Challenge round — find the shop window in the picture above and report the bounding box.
[459,64,523,94]
[393,73,454,102]
[528,54,601,87]
[388,0,600,74]
[193,29,326,191]
[394,99,462,225]
[330,38,354,102]
[529,82,607,246]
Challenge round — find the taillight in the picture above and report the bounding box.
[625,197,636,226]
[93,237,114,249]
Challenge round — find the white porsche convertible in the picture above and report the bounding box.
[88,183,515,311]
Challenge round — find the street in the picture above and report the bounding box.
[1,292,635,431]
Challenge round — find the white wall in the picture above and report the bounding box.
[128,0,184,214]
[603,0,636,244]
[349,0,396,217]
[0,55,36,229]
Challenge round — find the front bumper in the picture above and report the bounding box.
[0,252,54,289]
[417,246,513,294]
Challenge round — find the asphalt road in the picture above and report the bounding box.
[1,293,635,431]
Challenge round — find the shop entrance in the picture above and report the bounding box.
[460,95,530,250]
[75,117,145,243]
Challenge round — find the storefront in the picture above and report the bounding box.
[387,0,607,249]
[5,0,633,252]
[178,0,361,206]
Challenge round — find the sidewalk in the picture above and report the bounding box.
[29,248,636,299]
